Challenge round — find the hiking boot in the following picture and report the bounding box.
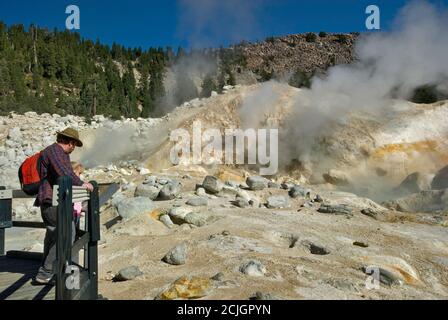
[34,267,55,285]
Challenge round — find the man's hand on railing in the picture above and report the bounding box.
[82,182,94,192]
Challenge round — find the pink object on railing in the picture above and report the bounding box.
[73,202,82,217]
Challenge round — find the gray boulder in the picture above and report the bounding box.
[202,176,223,194]
[281,182,295,190]
[157,178,172,185]
[266,196,290,209]
[162,243,188,265]
[167,208,206,227]
[318,204,352,215]
[159,214,175,229]
[195,187,207,197]
[233,197,250,208]
[158,181,181,200]
[113,266,143,281]
[301,201,315,208]
[168,207,192,224]
[300,240,331,255]
[116,197,154,220]
[246,176,268,191]
[249,199,261,208]
[236,190,251,202]
[143,175,157,186]
[184,213,207,227]
[383,189,448,213]
[225,180,240,189]
[268,182,280,189]
[361,208,384,220]
[186,197,208,207]
[289,185,311,198]
[218,185,240,197]
[134,184,160,200]
[239,260,267,277]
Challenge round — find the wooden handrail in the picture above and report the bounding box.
[0,178,102,300]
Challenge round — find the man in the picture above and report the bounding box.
[34,128,93,285]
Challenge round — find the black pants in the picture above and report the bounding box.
[40,204,75,272]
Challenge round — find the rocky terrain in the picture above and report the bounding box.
[1,83,448,300]
[240,33,357,78]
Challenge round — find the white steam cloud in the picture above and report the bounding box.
[157,0,266,116]
[238,81,282,129]
[281,0,448,166]
[158,52,217,116]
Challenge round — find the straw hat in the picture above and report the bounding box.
[57,127,83,147]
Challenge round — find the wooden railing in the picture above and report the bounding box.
[0,177,101,300]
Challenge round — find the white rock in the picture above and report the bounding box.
[43,136,53,146]
[120,168,132,176]
[6,149,15,161]
[24,146,34,156]
[0,156,8,167]
[106,164,118,172]
[169,207,192,222]
[139,168,151,175]
[239,260,267,277]
[196,188,207,197]
[236,190,252,202]
[8,127,22,141]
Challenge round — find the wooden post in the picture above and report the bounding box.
[0,229,4,257]
[55,176,73,300]
[0,186,12,257]
[87,181,99,300]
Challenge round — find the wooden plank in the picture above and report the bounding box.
[71,196,90,202]
[5,285,55,300]
[0,229,4,256]
[6,251,43,261]
[12,221,46,229]
[72,232,89,257]
[0,189,12,199]
[55,176,73,300]
[11,190,34,199]
[0,256,55,300]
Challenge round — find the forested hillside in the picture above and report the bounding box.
[0,22,173,118]
[0,22,360,119]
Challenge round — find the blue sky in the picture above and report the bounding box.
[0,0,446,49]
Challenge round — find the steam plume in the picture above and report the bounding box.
[281,0,448,166]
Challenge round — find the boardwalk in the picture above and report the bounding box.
[0,182,119,300]
[0,255,55,300]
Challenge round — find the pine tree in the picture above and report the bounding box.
[0,22,8,51]
[9,59,27,100]
[227,70,236,86]
[201,74,217,98]
[0,58,10,96]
